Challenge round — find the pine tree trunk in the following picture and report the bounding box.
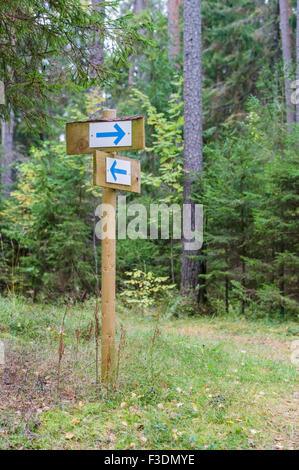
[135,0,145,13]
[279,0,295,129]
[296,0,299,123]
[128,0,146,86]
[90,0,104,73]
[89,0,105,294]
[89,0,105,118]
[180,0,202,296]
[168,0,182,65]
[1,110,15,195]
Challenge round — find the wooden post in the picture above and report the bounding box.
[66,109,144,385]
[100,109,116,385]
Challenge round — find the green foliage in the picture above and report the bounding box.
[120,269,175,309]
[107,5,173,116]
[0,0,298,322]
[0,143,97,297]
[201,98,299,318]
[131,82,183,201]
[202,0,281,128]
[0,0,149,127]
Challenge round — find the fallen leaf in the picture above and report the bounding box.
[65,432,74,440]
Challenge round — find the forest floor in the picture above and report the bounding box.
[0,296,298,450]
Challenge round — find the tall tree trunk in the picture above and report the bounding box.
[90,0,104,74]
[168,0,183,65]
[1,110,15,195]
[180,0,202,296]
[135,0,145,12]
[89,0,105,294]
[1,31,16,196]
[296,0,299,123]
[279,0,295,129]
[128,0,146,86]
[88,0,105,118]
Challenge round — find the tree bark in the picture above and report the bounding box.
[90,0,104,75]
[135,0,145,13]
[180,0,202,296]
[296,0,299,123]
[1,110,15,195]
[89,0,105,300]
[279,0,295,129]
[128,0,146,86]
[88,0,105,119]
[1,27,16,196]
[168,0,183,65]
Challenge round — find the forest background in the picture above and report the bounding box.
[0,0,298,321]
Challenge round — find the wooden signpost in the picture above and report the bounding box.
[66,109,144,385]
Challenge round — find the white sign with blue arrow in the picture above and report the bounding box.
[89,121,132,148]
[106,157,131,186]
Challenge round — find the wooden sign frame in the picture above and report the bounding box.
[93,151,141,194]
[66,115,145,155]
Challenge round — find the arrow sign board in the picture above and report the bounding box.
[93,151,140,193]
[90,121,132,148]
[106,157,131,186]
[66,115,144,154]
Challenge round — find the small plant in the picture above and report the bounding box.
[120,270,175,311]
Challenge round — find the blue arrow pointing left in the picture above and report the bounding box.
[96,123,126,145]
[110,160,127,181]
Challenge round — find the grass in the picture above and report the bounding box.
[0,295,298,450]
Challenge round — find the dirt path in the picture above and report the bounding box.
[165,321,295,361]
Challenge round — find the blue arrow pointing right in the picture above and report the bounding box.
[96,123,126,145]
